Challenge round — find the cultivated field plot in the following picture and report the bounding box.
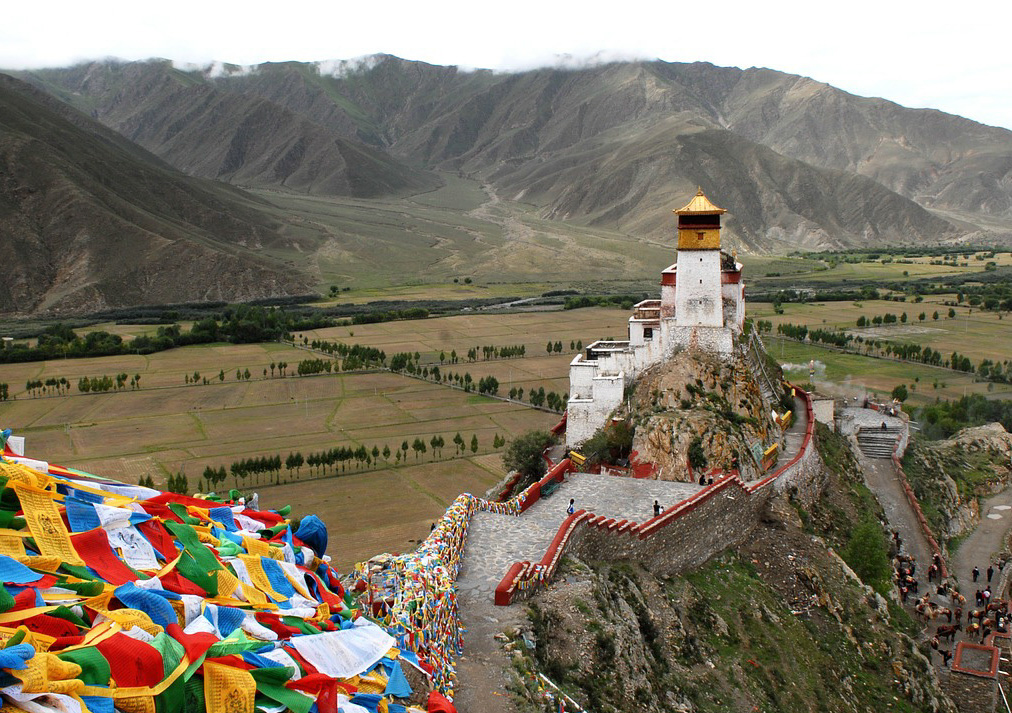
[0,367,556,478]
[0,342,307,398]
[767,337,1012,406]
[298,307,630,393]
[751,298,1012,365]
[257,458,502,570]
[757,250,1012,287]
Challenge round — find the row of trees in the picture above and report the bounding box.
[228,455,284,486]
[465,344,527,361]
[164,472,190,494]
[296,359,333,376]
[307,340,386,369]
[776,323,853,348]
[211,431,507,488]
[2,306,334,365]
[855,311,944,327]
[0,383,7,401]
[25,378,71,397]
[78,373,138,393]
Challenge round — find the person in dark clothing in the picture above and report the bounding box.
[973,566,980,582]
[567,498,575,515]
[988,565,995,583]
[653,500,662,517]
[881,421,887,431]
[698,474,706,486]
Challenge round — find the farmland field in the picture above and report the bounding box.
[0,313,627,568]
[751,297,1012,366]
[766,336,1012,406]
[3,247,1012,567]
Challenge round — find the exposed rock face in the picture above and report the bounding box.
[627,347,780,482]
[902,423,1012,541]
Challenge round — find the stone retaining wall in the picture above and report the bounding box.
[495,385,817,605]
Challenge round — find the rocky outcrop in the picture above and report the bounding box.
[902,423,1012,541]
[627,347,780,482]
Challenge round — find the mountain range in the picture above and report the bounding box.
[0,74,313,315]
[5,55,1012,313]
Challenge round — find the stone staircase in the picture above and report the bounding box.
[856,426,903,458]
[743,332,778,404]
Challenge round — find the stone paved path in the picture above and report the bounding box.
[456,473,701,601]
[860,453,934,584]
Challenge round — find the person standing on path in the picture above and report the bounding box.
[653,500,662,518]
[567,498,575,515]
[988,565,995,583]
[973,566,980,582]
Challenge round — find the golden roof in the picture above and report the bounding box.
[674,188,725,215]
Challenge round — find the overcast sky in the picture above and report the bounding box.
[4,0,1011,131]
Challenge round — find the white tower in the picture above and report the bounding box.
[672,189,726,328]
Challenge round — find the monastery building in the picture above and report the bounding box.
[566,190,745,446]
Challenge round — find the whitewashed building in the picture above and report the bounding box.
[566,190,745,447]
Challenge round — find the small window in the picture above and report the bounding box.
[699,279,702,284]
[697,231,704,240]
[643,327,653,340]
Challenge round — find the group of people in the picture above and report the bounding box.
[893,532,1011,667]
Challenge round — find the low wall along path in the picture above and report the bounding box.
[468,387,814,606]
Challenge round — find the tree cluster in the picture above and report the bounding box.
[77,374,137,393]
[25,378,71,397]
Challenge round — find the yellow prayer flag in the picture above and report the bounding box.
[203,661,256,713]
[10,481,85,566]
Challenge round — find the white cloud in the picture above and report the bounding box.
[1,0,1010,129]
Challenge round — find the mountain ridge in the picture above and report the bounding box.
[17,55,1010,249]
[0,73,313,315]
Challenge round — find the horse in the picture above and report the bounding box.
[966,622,981,640]
[936,622,961,642]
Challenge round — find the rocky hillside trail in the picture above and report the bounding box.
[860,452,935,583]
